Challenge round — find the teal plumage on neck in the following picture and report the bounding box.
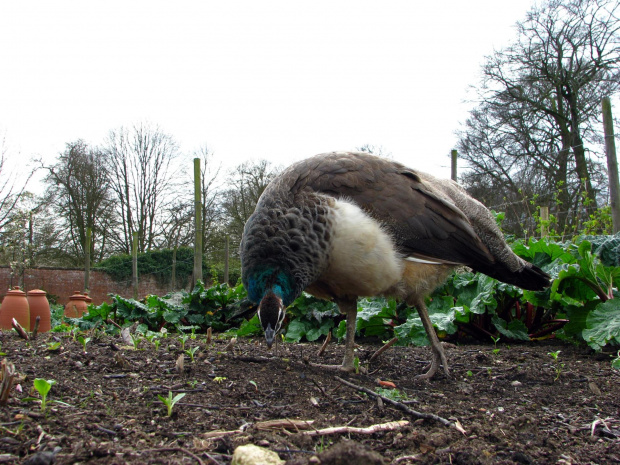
[243,265,297,307]
[243,265,299,347]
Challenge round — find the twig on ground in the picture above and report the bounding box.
[316,331,332,357]
[302,420,409,437]
[199,419,407,440]
[141,447,208,465]
[369,337,398,364]
[94,424,117,436]
[0,360,16,406]
[255,419,315,431]
[335,376,455,429]
[11,319,29,340]
[392,453,425,463]
[106,318,122,330]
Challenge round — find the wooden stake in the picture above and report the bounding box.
[602,97,620,234]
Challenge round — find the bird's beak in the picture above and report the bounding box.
[264,323,276,349]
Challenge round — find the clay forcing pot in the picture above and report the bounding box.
[27,289,51,332]
[0,286,30,330]
[64,291,88,318]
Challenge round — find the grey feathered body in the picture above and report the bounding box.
[241,151,549,309]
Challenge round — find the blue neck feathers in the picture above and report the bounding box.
[245,266,296,306]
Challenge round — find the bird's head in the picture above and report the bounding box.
[257,290,286,348]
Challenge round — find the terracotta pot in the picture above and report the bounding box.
[0,286,30,330]
[64,291,88,318]
[83,292,93,304]
[27,289,51,332]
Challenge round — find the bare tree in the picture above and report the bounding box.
[103,122,183,253]
[41,140,115,263]
[457,0,620,236]
[220,160,280,252]
[0,134,33,232]
[193,145,224,260]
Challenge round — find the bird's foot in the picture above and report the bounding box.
[415,347,450,380]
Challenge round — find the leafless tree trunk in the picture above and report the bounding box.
[457,0,620,237]
[104,122,182,254]
[41,140,114,264]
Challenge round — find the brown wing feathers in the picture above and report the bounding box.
[286,152,549,291]
[295,153,497,269]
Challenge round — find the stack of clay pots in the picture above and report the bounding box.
[0,287,51,332]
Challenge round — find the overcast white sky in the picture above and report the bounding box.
[0,0,537,188]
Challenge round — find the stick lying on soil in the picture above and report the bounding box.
[199,419,409,440]
[335,376,458,429]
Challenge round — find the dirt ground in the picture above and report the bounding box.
[1,330,619,465]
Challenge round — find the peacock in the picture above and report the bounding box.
[240,152,550,378]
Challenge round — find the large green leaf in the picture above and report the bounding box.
[582,299,620,351]
[491,316,530,341]
[236,315,262,337]
[394,317,429,346]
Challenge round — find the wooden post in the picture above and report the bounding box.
[540,206,549,238]
[451,149,458,182]
[224,235,230,285]
[193,158,203,286]
[171,245,177,291]
[602,97,620,234]
[132,232,139,299]
[84,227,91,292]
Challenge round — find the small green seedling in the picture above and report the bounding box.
[249,380,258,391]
[490,336,501,355]
[188,380,198,389]
[46,341,62,352]
[77,335,91,353]
[185,346,199,363]
[213,376,227,384]
[612,350,620,371]
[179,334,189,351]
[33,378,56,411]
[157,391,186,417]
[548,350,564,381]
[153,339,161,351]
[354,357,360,375]
[190,327,197,340]
[466,370,474,377]
[130,334,143,350]
[375,387,408,401]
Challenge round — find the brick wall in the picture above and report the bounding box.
[0,267,185,305]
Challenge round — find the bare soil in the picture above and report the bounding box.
[1,331,619,465]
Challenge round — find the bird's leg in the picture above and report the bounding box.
[306,296,357,372]
[339,297,358,372]
[411,297,450,379]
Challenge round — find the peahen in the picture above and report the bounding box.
[240,152,550,378]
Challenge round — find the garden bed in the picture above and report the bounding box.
[1,331,619,464]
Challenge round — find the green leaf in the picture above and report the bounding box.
[306,319,334,341]
[582,299,620,351]
[394,316,428,346]
[469,275,498,314]
[236,315,262,337]
[33,378,55,397]
[491,316,530,341]
[284,319,313,343]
